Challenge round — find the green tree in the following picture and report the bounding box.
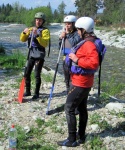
[75,0,97,17]
[68,11,77,15]
[75,0,87,16]
[118,1,125,23]
[53,9,60,22]
[0,13,5,22]
[23,6,53,26]
[57,1,66,22]
[101,0,124,25]
[5,3,13,15]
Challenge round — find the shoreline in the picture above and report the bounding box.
[95,29,125,49]
[50,22,125,49]
[0,23,125,50]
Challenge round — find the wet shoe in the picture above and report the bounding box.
[23,92,31,97]
[32,94,39,100]
[57,139,79,147]
[77,136,86,144]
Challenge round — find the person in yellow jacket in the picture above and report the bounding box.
[20,12,50,100]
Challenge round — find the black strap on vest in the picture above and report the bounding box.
[48,37,51,57]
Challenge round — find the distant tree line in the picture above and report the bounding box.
[0,0,125,26]
[74,0,125,26]
[100,0,125,26]
[0,1,77,26]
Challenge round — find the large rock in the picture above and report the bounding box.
[105,102,124,112]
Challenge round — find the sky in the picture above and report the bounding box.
[0,0,77,13]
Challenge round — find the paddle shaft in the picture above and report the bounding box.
[46,38,64,114]
[18,31,34,103]
[24,31,34,77]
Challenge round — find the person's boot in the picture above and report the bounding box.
[24,82,31,97]
[57,139,79,147]
[32,94,39,100]
[23,92,31,97]
[77,135,86,144]
[77,128,86,144]
[23,88,31,97]
[57,133,79,147]
[32,85,40,100]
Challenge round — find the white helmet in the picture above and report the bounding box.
[75,17,94,33]
[64,15,77,23]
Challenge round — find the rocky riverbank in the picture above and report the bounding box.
[0,67,125,150]
[51,23,125,49]
[0,24,125,149]
[95,29,125,49]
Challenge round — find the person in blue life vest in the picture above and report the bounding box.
[57,17,99,147]
[59,15,81,94]
[20,12,50,100]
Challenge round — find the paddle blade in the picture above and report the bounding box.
[18,77,25,103]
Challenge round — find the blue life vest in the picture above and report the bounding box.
[28,28,44,48]
[65,38,107,75]
[28,27,51,58]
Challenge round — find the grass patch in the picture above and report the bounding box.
[16,125,57,150]
[35,118,45,128]
[84,135,106,150]
[89,113,101,125]
[117,29,125,35]
[41,73,53,82]
[101,78,125,97]
[89,113,111,130]
[110,110,125,118]
[0,130,5,138]
[0,51,25,69]
[95,26,112,32]
[44,116,57,127]
[51,125,64,134]
[97,92,110,106]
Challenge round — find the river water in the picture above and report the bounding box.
[0,23,125,100]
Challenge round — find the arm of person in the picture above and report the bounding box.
[20,27,31,42]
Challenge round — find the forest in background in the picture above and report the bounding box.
[0,0,125,27]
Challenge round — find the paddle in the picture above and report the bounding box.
[18,31,34,103]
[46,38,64,115]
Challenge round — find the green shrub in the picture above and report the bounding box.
[84,135,106,150]
[89,113,101,125]
[101,78,125,96]
[117,29,125,35]
[0,51,25,69]
[0,45,5,54]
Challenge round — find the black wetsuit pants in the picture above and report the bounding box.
[24,57,44,95]
[65,84,91,142]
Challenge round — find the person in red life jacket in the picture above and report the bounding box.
[59,15,81,94]
[57,17,99,147]
[20,12,50,100]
